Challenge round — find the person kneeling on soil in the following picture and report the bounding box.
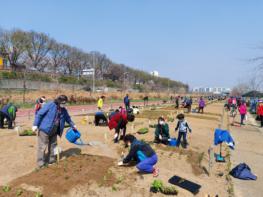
[175,113,192,148]
[32,95,76,168]
[0,103,17,129]
[108,111,135,143]
[154,117,170,145]
[119,134,159,177]
[94,111,108,126]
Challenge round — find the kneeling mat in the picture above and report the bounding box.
[169,175,201,195]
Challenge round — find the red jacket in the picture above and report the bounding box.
[108,112,128,130]
[257,105,263,116]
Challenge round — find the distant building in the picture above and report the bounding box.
[193,87,231,94]
[150,70,159,77]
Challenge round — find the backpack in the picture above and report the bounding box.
[230,163,257,180]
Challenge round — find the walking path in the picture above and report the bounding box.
[230,113,263,197]
[16,100,161,118]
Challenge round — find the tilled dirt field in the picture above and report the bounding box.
[0,102,230,197]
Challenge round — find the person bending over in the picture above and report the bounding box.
[119,134,159,177]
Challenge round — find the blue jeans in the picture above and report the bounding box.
[136,154,158,173]
[177,132,187,148]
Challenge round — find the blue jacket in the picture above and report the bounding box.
[214,129,235,149]
[1,104,12,116]
[33,102,74,136]
[124,96,130,105]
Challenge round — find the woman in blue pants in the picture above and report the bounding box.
[118,134,159,177]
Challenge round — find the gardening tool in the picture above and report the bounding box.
[65,128,103,146]
[54,146,62,163]
[65,128,88,146]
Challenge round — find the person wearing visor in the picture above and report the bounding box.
[32,95,76,168]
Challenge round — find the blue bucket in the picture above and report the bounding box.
[65,128,81,143]
[169,138,177,146]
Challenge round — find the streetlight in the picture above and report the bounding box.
[122,72,128,92]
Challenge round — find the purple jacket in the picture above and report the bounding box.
[199,99,205,108]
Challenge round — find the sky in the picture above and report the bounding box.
[1,0,263,88]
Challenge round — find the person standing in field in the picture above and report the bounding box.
[32,95,76,168]
[124,94,130,110]
[175,113,192,148]
[257,101,263,128]
[198,96,206,113]
[97,96,105,110]
[175,96,180,109]
[238,101,247,126]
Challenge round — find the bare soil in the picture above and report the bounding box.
[0,101,230,197]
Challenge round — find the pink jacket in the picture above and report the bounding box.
[239,104,247,115]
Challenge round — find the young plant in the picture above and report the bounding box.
[35,192,43,197]
[2,185,11,192]
[16,189,23,196]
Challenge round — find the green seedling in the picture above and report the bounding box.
[151,180,178,195]
[151,180,163,192]
[2,185,11,192]
[112,185,118,192]
[116,176,124,184]
[137,128,149,134]
[16,189,23,196]
[35,192,43,197]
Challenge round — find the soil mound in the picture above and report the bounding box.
[1,154,115,197]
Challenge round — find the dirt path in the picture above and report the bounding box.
[230,113,263,197]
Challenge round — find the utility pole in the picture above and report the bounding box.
[168,79,170,93]
[92,54,95,92]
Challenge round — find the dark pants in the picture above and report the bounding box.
[114,120,126,143]
[260,115,263,127]
[175,101,179,108]
[187,105,191,113]
[154,130,169,145]
[240,114,245,125]
[0,112,13,129]
[137,154,158,173]
[177,132,187,148]
[198,107,204,113]
[125,104,130,110]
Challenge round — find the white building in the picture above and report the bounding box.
[193,87,231,94]
[150,71,159,77]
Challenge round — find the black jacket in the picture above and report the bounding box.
[123,139,156,163]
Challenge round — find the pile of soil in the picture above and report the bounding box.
[3,154,116,197]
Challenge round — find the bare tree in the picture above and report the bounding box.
[0,29,28,70]
[24,31,53,71]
